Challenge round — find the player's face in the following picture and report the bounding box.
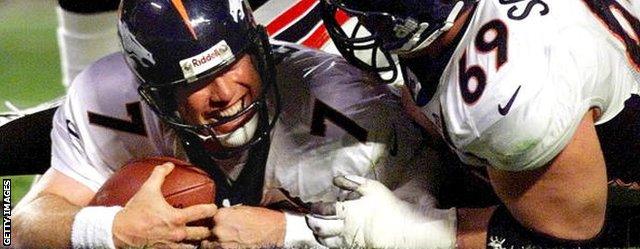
[176,54,262,135]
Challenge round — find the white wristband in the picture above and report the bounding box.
[71,206,123,249]
[284,212,325,248]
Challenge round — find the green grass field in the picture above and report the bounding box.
[1,0,65,206]
[0,0,64,108]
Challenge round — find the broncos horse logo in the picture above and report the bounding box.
[118,21,156,68]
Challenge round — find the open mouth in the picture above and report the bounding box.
[218,97,245,118]
[204,95,248,124]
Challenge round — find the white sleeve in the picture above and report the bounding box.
[465,27,618,171]
[49,53,171,191]
[50,97,109,191]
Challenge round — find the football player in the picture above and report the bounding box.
[12,0,440,248]
[315,0,640,248]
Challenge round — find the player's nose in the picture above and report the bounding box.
[207,77,236,107]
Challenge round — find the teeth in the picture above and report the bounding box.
[219,99,244,117]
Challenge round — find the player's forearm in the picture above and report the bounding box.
[13,193,81,248]
[455,206,495,249]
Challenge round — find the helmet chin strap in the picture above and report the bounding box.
[215,114,259,147]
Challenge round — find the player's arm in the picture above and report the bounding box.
[207,205,286,248]
[412,109,607,249]
[13,167,97,248]
[14,163,217,248]
[486,109,607,246]
[209,204,325,248]
[455,207,496,249]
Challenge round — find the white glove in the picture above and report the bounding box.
[306,175,457,249]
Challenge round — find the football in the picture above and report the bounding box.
[89,156,216,226]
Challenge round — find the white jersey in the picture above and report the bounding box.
[51,43,425,205]
[413,0,640,171]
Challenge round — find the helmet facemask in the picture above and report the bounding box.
[137,26,280,159]
[321,0,399,84]
[321,0,472,84]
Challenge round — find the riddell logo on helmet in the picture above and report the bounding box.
[180,40,234,81]
[191,45,230,67]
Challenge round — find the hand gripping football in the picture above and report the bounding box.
[89,156,216,227]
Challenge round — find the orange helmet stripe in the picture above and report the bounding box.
[170,0,198,39]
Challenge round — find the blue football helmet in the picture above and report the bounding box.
[321,0,473,83]
[119,0,279,159]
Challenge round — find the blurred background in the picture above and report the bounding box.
[0,0,64,205]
